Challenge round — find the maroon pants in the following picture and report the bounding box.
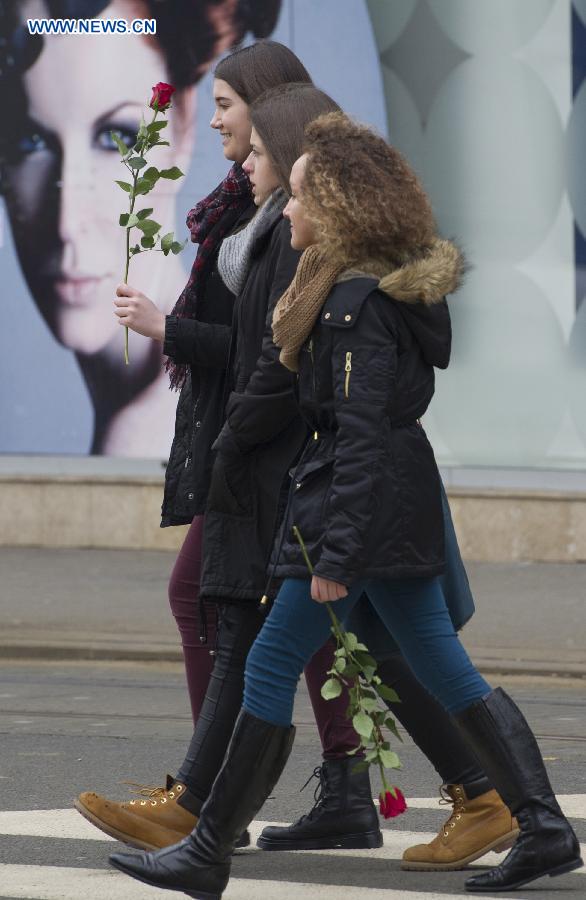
[168,515,357,756]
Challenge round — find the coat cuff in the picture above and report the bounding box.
[163,315,179,360]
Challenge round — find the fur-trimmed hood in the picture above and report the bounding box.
[338,238,462,371]
[378,238,464,305]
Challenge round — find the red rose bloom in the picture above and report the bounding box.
[150,82,175,111]
[379,787,407,819]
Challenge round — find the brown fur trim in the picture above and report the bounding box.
[378,239,464,305]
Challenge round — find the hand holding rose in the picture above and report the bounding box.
[114,284,165,342]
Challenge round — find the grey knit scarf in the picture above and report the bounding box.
[218,188,287,295]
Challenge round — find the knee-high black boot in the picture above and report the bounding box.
[109,710,295,900]
[455,687,582,892]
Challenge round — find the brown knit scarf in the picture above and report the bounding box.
[272,245,344,372]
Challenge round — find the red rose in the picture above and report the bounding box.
[150,82,175,111]
[379,787,407,819]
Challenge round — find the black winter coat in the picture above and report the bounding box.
[272,245,459,586]
[199,214,307,603]
[160,204,255,526]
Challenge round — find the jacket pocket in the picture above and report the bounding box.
[208,452,254,518]
[288,456,335,548]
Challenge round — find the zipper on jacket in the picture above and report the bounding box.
[309,338,316,396]
[185,396,200,468]
[344,351,352,399]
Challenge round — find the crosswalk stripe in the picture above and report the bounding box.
[1,792,585,844]
[0,809,584,873]
[0,864,532,900]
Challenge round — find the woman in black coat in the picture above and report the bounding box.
[110,113,582,898]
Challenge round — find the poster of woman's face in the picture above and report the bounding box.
[0,0,387,457]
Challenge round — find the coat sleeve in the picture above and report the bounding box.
[213,223,302,455]
[313,295,399,586]
[163,315,232,369]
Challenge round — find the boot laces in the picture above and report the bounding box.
[121,780,181,807]
[439,785,466,838]
[295,766,326,823]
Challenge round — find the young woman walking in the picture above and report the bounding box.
[109,112,582,898]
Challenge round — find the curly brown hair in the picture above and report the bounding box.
[302,112,437,270]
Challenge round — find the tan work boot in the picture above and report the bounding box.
[74,776,197,850]
[401,784,519,871]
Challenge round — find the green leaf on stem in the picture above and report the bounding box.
[334,656,347,674]
[136,219,161,237]
[321,678,343,701]
[379,748,402,769]
[136,208,154,220]
[143,166,160,182]
[153,140,170,147]
[115,180,132,193]
[343,663,360,679]
[354,651,377,670]
[128,157,147,170]
[352,711,374,739]
[161,232,174,253]
[129,244,141,256]
[334,647,347,657]
[360,697,379,713]
[384,716,403,741]
[110,132,130,156]
[126,213,139,228]
[160,166,184,180]
[147,120,168,132]
[343,632,358,652]
[119,213,130,226]
[141,235,155,249]
[171,240,187,254]
[376,684,401,703]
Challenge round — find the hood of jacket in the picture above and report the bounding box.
[340,238,463,370]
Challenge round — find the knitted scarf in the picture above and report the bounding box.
[217,189,287,295]
[165,163,252,390]
[272,245,344,372]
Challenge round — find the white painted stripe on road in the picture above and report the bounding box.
[0,864,526,900]
[0,809,584,874]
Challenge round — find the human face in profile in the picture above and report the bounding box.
[3,0,194,358]
[210,78,252,165]
[242,127,280,206]
[283,154,316,250]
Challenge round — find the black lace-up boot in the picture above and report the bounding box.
[257,757,382,851]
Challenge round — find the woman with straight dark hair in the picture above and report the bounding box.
[74,39,314,847]
[109,113,582,898]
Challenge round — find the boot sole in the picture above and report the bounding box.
[466,856,584,892]
[401,827,520,871]
[73,798,182,851]
[257,830,383,851]
[108,856,221,899]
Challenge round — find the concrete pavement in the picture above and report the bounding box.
[0,547,584,676]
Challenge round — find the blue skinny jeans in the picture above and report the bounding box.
[243,576,490,727]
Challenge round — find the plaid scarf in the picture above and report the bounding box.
[165,163,252,390]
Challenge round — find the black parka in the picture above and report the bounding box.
[199,213,307,603]
[272,241,461,586]
[160,204,256,526]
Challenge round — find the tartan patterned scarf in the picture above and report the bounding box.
[165,163,252,390]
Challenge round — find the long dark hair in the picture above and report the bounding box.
[214,40,311,104]
[250,83,340,191]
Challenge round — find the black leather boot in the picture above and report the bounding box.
[109,710,295,900]
[257,757,382,850]
[455,688,583,892]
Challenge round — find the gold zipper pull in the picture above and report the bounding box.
[344,351,352,398]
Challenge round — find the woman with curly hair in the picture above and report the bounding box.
[108,113,583,896]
